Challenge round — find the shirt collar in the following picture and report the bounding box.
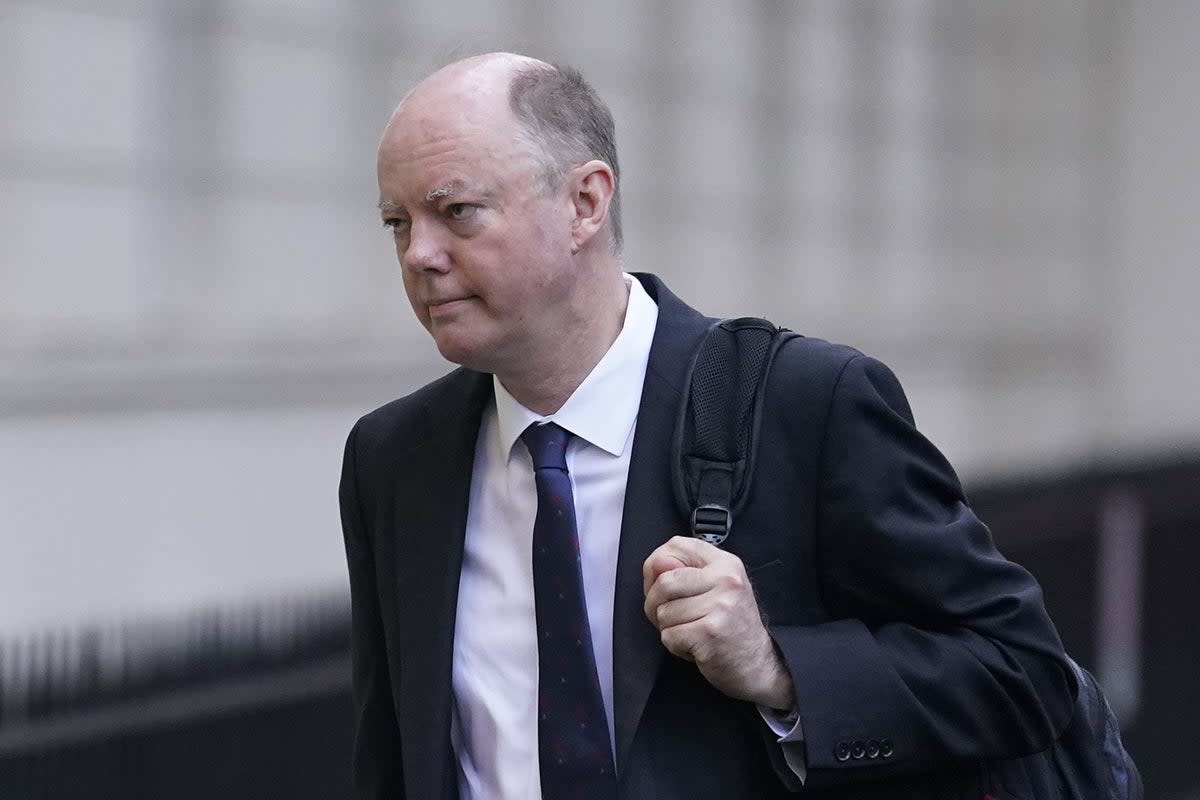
[493,273,659,459]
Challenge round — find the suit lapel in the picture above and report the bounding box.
[393,369,493,800]
[613,274,712,775]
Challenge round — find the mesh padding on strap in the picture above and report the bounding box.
[681,320,782,516]
[688,325,774,463]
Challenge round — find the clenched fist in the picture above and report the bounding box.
[642,536,794,710]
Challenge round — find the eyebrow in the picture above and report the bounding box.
[424,183,456,202]
[377,182,457,214]
[378,181,490,214]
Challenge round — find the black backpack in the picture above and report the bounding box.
[670,316,1142,800]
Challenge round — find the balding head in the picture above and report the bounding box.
[386,52,544,128]
[405,51,546,98]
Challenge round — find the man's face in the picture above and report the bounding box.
[377,86,577,374]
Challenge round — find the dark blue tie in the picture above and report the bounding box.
[521,422,617,798]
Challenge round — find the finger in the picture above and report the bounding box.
[650,553,687,579]
[649,565,711,603]
[651,593,712,630]
[642,547,688,594]
[657,535,726,569]
[643,566,711,624]
[659,616,717,663]
[642,535,721,593]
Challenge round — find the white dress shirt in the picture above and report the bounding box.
[450,274,657,800]
[448,275,803,799]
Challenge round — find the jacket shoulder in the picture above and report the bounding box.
[762,333,918,435]
[771,333,869,392]
[350,366,486,455]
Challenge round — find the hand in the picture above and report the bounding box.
[642,536,794,709]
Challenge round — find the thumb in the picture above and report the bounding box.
[650,554,688,579]
[643,552,689,594]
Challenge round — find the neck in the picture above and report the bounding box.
[499,268,630,416]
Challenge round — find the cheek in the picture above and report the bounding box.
[510,225,566,278]
[401,272,430,324]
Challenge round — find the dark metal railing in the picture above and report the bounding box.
[0,590,355,799]
[1,455,1198,798]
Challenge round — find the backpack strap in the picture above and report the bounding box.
[670,317,800,545]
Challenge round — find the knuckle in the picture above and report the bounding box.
[660,628,685,655]
[658,570,679,592]
[716,571,745,592]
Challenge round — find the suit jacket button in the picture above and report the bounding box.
[834,742,851,762]
[880,738,894,758]
[866,739,881,759]
[850,740,867,760]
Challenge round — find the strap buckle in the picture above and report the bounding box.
[690,504,732,546]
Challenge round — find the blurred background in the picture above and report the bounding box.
[1,0,1197,797]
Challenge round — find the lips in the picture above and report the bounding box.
[427,296,475,312]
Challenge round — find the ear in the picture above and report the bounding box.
[567,160,615,252]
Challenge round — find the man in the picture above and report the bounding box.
[340,52,1076,799]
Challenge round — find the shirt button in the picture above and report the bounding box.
[834,741,851,762]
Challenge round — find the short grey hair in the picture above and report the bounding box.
[508,63,622,251]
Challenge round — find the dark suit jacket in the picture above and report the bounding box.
[339,273,1077,799]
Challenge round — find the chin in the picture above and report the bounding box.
[432,333,492,372]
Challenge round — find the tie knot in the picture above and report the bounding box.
[521,422,571,471]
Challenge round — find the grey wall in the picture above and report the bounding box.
[1,0,1195,633]
[1109,0,1200,457]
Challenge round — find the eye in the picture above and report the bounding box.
[382,217,410,235]
[446,203,476,221]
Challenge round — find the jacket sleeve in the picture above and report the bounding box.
[768,354,1076,787]
[341,421,406,799]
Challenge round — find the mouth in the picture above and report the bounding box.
[427,296,475,314]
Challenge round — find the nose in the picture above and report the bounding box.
[401,217,451,274]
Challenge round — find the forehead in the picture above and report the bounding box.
[378,88,536,203]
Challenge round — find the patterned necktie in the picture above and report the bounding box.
[520,422,617,799]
